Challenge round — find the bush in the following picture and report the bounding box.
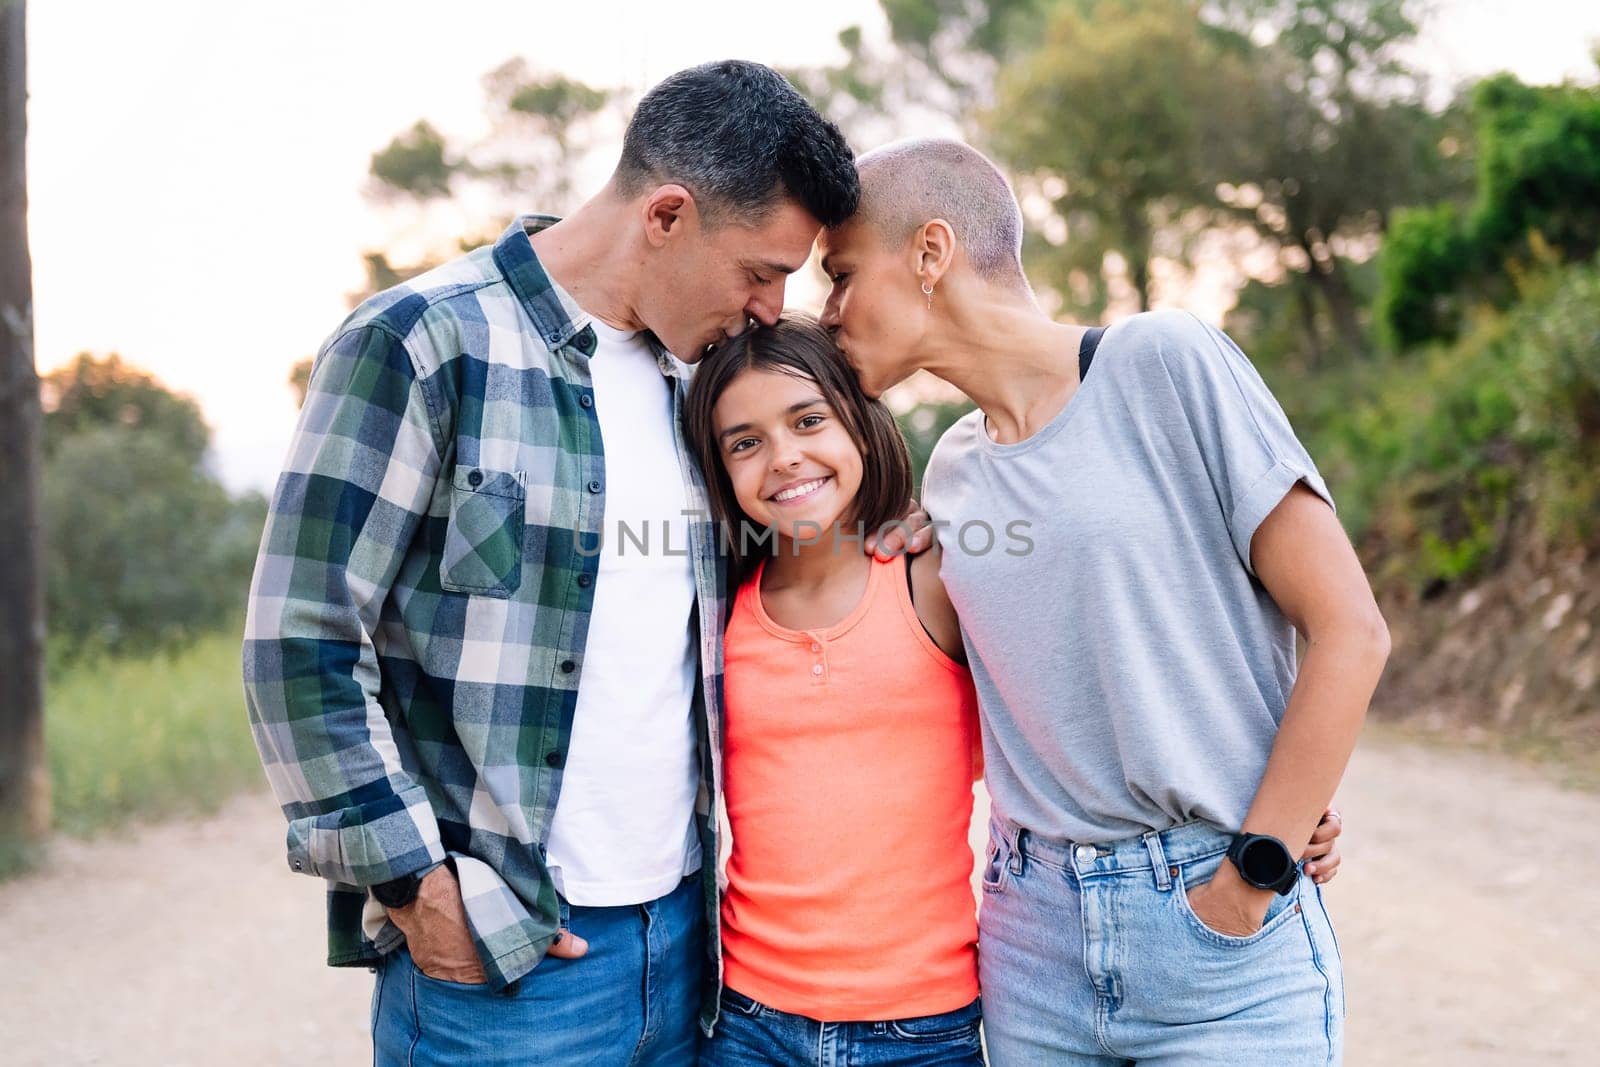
[1305,258,1600,594]
[43,426,265,654]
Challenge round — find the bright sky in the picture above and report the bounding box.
[26,0,1600,494]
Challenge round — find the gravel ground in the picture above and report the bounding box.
[2,732,1596,1065]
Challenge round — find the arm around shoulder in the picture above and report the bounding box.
[910,542,966,664]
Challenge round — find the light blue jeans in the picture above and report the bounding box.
[371,875,704,1066]
[978,815,1344,1065]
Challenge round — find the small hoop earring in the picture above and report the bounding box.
[922,281,934,309]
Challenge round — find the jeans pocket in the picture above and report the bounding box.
[440,466,525,597]
[404,948,492,993]
[980,832,1008,895]
[887,998,983,1042]
[719,987,768,1018]
[1173,855,1304,948]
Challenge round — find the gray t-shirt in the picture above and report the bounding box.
[923,309,1332,844]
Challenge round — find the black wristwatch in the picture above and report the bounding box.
[371,863,441,909]
[1226,833,1299,895]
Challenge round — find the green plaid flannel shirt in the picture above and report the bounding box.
[243,215,727,997]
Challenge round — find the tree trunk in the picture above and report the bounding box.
[1293,274,1325,373]
[0,0,49,848]
[1307,251,1367,358]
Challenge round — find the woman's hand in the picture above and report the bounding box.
[1301,806,1343,885]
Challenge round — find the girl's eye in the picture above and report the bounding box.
[728,436,759,454]
[797,414,825,430]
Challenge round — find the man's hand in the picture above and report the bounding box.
[864,499,935,560]
[387,866,588,984]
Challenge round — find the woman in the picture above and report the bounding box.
[814,138,1385,1064]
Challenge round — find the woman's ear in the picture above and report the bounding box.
[914,218,957,289]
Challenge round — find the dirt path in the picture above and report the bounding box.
[3,733,1597,1065]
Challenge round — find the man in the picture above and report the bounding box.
[817,139,1377,1064]
[243,61,858,1065]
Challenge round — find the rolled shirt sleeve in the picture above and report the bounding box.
[1156,312,1334,576]
[243,324,449,887]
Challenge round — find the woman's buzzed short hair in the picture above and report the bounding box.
[855,138,1027,284]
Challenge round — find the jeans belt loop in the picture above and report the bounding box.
[1144,830,1172,891]
[1008,826,1027,876]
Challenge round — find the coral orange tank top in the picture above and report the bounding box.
[719,554,981,1021]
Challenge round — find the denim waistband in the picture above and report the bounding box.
[990,812,1234,887]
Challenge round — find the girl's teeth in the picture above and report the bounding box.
[775,478,824,502]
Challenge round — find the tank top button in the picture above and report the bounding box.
[811,664,824,676]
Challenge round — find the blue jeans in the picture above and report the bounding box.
[700,988,984,1066]
[978,816,1344,1066]
[372,875,704,1066]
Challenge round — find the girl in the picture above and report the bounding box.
[684,312,1346,1065]
[685,312,985,1066]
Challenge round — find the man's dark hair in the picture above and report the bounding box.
[615,60,859,227]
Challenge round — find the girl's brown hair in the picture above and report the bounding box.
[684,311,913,586]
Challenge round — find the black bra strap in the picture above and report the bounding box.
[1078,325,1108,381]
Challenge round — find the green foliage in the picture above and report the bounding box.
[370,120,455,199]
[1299,259,1600,593]
[1376,72,1600,347]
[1375,202,1473,348]
[371,59,611,213]
[43,630,263,838]
[43,427,266,653]
[39,354,266,655]
[897,399,976,490]
[1471,74,1600,260]
[41,352,209,463]
[991,0,1250,313]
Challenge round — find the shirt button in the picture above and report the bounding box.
[467,469,483,488]
[811,664,824,676]
[579,394,594,409]
[292,860,303,871]
[586,480,602,494]
[545,751,563,768]
[576,574,592,588]
[1075,845,1097,865]
[560,660,576,674]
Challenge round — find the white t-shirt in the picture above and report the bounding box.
[543,318,702,905]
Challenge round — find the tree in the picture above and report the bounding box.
[0,0,48,851]
[39,354,266,654]
[1376,70,1600,348]
[1203,0,1467,361]
[43,427,264,653]
[989,0,1255,314]
[369,60,612,214]
[40,352,210,462]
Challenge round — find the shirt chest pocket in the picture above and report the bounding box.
[440,466,526,598]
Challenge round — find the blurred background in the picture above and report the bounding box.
[2,1,1598,1063]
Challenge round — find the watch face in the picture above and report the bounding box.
[1239,837,1293,886]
